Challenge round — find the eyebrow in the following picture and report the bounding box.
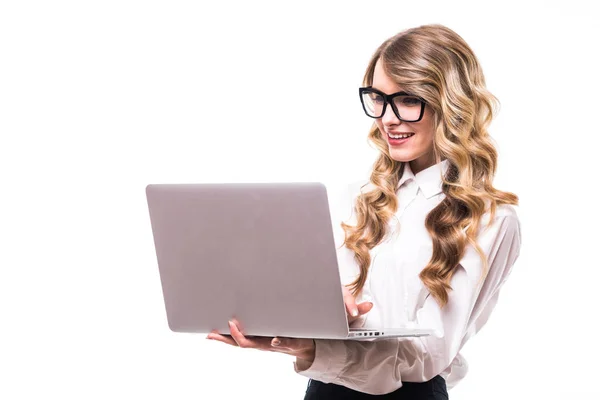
[368,86,412,97]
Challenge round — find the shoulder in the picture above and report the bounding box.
[482,203,520,228]
[458,203,522,279]
[434,196,520,233]
[326,179,371,224]
[477,203,522,250]
[493,203,519,219]
[333,179,372,204]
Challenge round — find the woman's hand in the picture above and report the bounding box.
[342,285,373,325]
[206,320,316,363]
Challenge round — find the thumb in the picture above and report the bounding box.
[357,301,374,315]
[271,337,293,349]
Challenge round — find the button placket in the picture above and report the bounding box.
[395,180,419,320]
[396,180,419,219]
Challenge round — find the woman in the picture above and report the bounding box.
[207,24,521,399]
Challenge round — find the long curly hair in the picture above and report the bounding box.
[342,24,519,308]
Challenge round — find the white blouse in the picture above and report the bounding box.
[294,159,522,395]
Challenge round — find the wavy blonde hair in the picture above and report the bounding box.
[342,24,519,307]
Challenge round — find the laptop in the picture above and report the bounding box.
[145,182,434,340]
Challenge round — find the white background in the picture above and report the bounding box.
[1,1,599,398]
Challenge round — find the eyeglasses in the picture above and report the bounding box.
[358,86,426,122]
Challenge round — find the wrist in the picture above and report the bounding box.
[297,339,316,363]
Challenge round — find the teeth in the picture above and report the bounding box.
[389,132,414,139]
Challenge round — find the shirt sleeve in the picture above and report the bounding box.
[293,206,522,395]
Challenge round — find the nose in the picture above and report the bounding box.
[381,103,401,126]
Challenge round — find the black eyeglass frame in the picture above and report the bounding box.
[358,86,426,122]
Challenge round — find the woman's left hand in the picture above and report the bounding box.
[206,320,316,364]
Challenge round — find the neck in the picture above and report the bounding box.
[409,152,437,175]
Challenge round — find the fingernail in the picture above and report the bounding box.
[351,309,358,317]
[368,302,373,307]
[272,338,281,347]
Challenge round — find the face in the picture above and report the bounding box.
[371,59,436,174]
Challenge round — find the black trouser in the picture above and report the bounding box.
[304,376,448,399]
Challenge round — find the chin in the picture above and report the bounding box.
[388,148,417,163]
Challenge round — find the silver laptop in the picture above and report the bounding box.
[146,182,433,340]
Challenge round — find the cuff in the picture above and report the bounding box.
[293,339,348,383]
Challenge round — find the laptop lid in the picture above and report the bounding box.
[146,182,350,339]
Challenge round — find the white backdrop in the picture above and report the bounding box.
[1,1,599,399]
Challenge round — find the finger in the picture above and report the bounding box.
[357,301,374,316]
[207,331,238,347]
[342,286,359,318]
[229,320,259,349]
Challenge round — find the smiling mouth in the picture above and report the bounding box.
[387,132,415,139]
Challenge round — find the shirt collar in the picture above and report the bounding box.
[397,162,416,188]
[397,159,450,199]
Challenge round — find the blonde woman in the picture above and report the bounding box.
[207,24,521,399]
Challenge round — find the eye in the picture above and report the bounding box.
[368,93,384,104]
[400,96,421,106]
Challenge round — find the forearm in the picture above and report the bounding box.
[294,337,442,395]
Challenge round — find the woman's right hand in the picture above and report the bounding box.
[342,285,373,325]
